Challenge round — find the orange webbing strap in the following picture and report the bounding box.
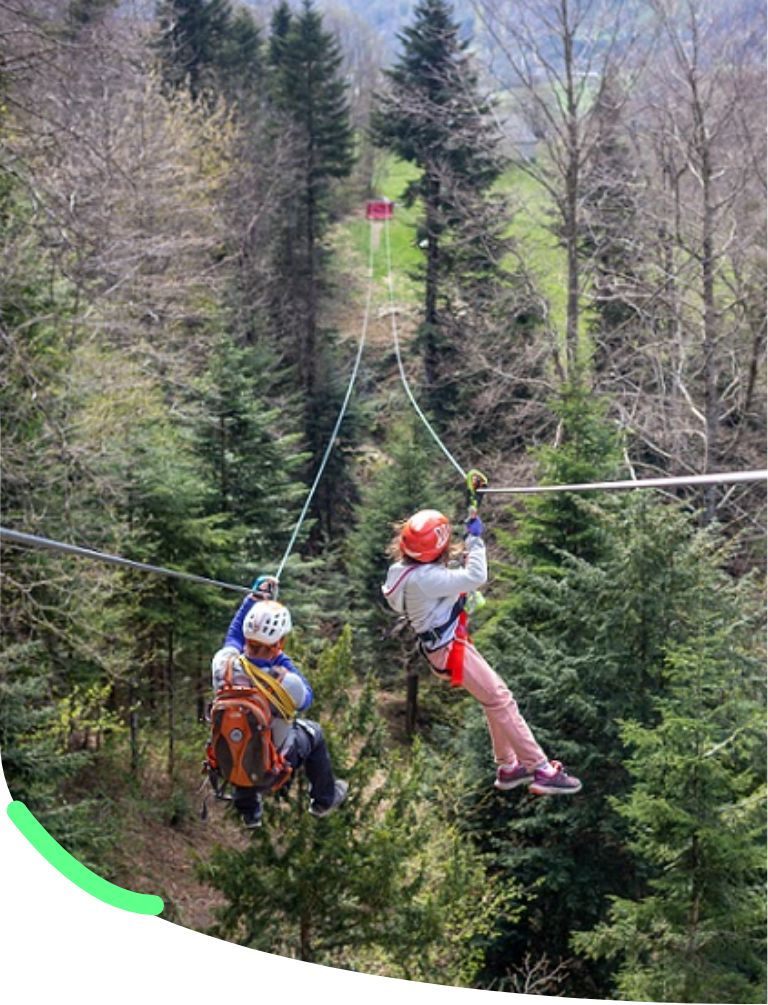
[445,609,470,688]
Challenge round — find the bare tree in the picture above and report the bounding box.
[472,0,651,381]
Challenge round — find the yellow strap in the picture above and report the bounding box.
[236,656,297,720]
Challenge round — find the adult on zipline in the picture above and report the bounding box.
[382,510,582,796]
[210,576,348,827]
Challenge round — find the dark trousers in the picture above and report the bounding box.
[233,718,336,814]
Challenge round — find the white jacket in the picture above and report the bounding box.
[381,536,487,650]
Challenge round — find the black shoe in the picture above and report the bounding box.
[239,801,263,829]
[309,780,348,818]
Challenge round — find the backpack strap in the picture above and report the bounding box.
[236,655,297,720]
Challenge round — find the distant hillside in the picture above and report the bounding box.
[243,0,765,69]
[241,0,477,62]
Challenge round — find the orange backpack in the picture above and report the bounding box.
[205,655,293,793]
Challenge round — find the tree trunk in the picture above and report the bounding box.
[405,666,419,737]
[698,130,718,524]
[424,171,441,388]
[129,674,140,776]
[166,583,175,779]
[563,14,581,380]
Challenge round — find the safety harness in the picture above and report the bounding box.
[389,566,471,689]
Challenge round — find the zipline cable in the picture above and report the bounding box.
[273,218,375,581]
[382,215,468,481]
[0,527,249,593]
[478,469,768,496]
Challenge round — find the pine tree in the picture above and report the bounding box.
[510,383,625,572]
[267,0,292,71]
[449,389,765,997]
[372,0,509,425]
[266,0,355,540]
[268,0,354,403]
[201,626,514,983]
[195,338,310,578]
[215,6,263,105]
[0,642,116,869]
[573,574,766,1004]
[155,0,234,100]
[460,491,767,998]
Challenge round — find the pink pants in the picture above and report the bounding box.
[426,641,547,769]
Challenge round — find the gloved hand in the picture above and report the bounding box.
[252,574,279,601]
[464,515,484,538]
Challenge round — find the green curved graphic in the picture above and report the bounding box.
[7,800,164,916]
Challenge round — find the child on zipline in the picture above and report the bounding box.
[382,511,582,796]
[210,575,348,827]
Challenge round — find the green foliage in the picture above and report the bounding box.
[373,0,502,201]
[372,0,515,429]
[155,0,236,100]
[465,487,766,998]
[201,626,514,983]
[194,337,310,577]
[216,6,264,103]
[270,0,355,202]
[510,383,625,571]
[573,578,766,1004]
[0,643,116,869]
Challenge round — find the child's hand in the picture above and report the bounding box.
[464,515,484,537]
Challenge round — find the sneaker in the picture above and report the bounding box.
[240,802,263,829]
[309,780,349,818]
[494,763,535,791]
[529,760,582,796]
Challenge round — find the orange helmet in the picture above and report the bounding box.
[400,509,451,563]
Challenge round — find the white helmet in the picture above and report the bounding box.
[243,600,292,645]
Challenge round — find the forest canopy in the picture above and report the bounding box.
[1,1,765,1001]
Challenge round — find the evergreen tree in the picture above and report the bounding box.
[267,0,292,70]
[195,338,310,578]
[0,642,116,869]
[510,383,625,572]
[267,0,355,394]
[155,0,234,99]
[266,0,355,539]
[573,579,766,1004]
[201,627,513,983]
[215,6,264,105]
[448,387,765,998]
[372,0,509,426]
